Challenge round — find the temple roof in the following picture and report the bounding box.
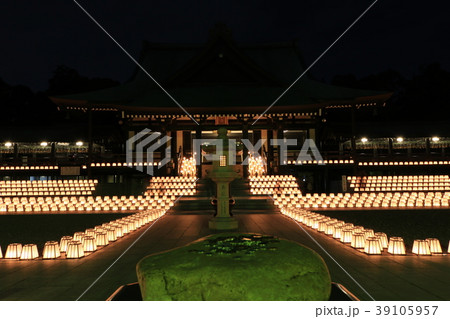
[51,24,392,115]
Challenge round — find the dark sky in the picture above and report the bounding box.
[2,0,450,91]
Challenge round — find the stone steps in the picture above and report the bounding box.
[168,178,278,215]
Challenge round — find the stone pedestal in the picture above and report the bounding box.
[208,173,238,230]
[206,127,239,230]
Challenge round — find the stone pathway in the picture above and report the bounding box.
[0,213,448,301]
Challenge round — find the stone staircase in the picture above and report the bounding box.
[168,178,279,215]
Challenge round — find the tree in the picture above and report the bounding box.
[47,65,119,95]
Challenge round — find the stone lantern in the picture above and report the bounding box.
[207,127,239,230]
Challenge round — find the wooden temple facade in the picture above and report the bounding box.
[51,25,391,178]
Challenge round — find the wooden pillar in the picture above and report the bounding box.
[176,131,183,157]
[267,129,273,174]
[159,125,168,176]
[165,130,172,176]
[261,129,268,155]
[171,129,177,175]
[242,123,249,178]
[196,126,202,178]
[308,128,316,143]
[272,129,278,170]
[275,125,284,173]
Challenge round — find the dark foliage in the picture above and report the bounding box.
[47,65,120,95]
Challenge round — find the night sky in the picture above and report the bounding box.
[2,0,450,91]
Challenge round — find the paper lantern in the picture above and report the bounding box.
[340,230,353,244]
[387,237,406,255]
[114,225,124,238]
[120,222,129,234]
[426,238,442,254]
[106,229,117,242]
[412,240,431,255]
[94,226,106,232]
[95,232,108,246]
[351,226,364,234]
[5,243,22,259]
[20,244,39,260]
[73,232,85,242]
[0,245,2,258]
[363,229,375,240]
[66,241,84,259]
[59,236,73,252]
[364,237,382,255]
[127,220,137,232]
[325,223,336,236]
[85,228,96,237]
[43,241,61,259]
[333,226,344,239]
[351,233,366,249]
[374,232,388,249]
[82,236,97,252]
[317,221,328,232]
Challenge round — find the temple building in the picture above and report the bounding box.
[50,24,392,183]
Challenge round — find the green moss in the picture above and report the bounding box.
[137,233,331,301]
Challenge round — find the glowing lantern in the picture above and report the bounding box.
[318,221,328,232]
[374,232,388,249]
[43,241,61,259]
[66,241,84,259]
[120,222,129,234]
[20,244,39,260]
[106,229,117,242]
[127,220,137,231]
[59,236,72,252]
[387,237,406,255]
[114,226,124,238]
[363,229,375,240]
[95,232,108,246]
[5,243,22,259]
[73,232,85,242]
[340,230,353,244]
[412,240,431,255]
[351,226,364,234]
[333,226,344,239]
[364,237,382,255]
[82,236,97,252]
[350,233,366,249]
[426,238,442,254]
[325,223,336,236]
[85,228,96,237]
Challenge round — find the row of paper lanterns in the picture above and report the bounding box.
[0,209,166,260]
[281,208,448,255]
[249,175,296,182]
[359,161,450,166]
[280,192,450,209]
[348,175,449,182]
[151,176,197,182]
[284,159,354,165]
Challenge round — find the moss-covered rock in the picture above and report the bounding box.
[136,233,331,301]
